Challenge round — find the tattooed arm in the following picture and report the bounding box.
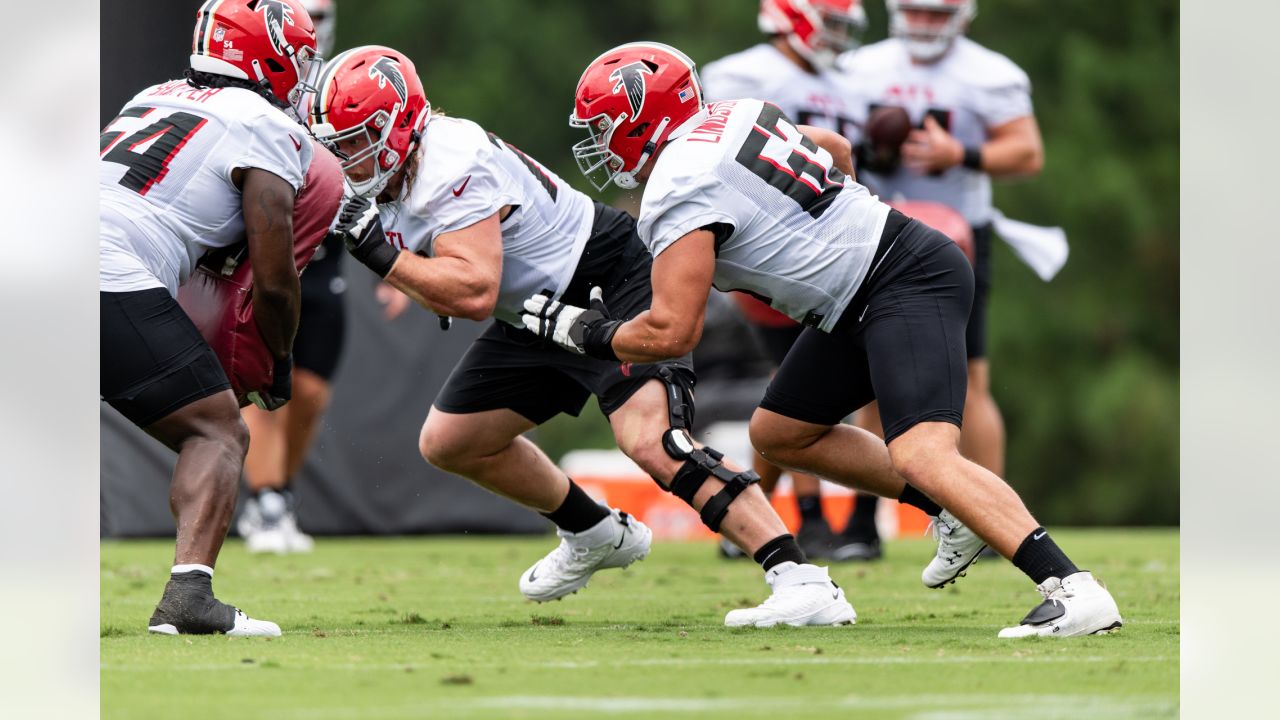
[238,167,301,359]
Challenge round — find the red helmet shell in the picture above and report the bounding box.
[308,45,430,197]
[571,42,705,190]
[758,0,867,69]
[190,0,320,108]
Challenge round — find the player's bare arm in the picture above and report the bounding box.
[797,124,855,178]
[384,211,505,321]
[902,114,1043,177]
[609,229,717,362]
[975,115,1043,177]
[240,167,301,360]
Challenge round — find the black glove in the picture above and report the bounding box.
[521,286,621,361]
[248,354,293,411]
[332,194,400,277]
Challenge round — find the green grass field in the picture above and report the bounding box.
[101,529,1178,719]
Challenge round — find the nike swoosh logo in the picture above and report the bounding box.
[1033,531,1047,540]
[290,135,301,151]
[614,527,627,550]
[858,305,870,322]
[528,563,540,582]
[451,175,472,197]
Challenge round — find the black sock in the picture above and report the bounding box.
[752,533,807,571]
[843,493,880,539]
[541,478,609,533]
[796,495,825,523]
[1011,528,1080,585]
[898,483,943,517]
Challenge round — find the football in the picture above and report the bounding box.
[866,105,912,149]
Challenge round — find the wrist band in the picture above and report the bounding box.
[962,146,983,171]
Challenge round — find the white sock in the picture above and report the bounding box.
[172,563,214,577]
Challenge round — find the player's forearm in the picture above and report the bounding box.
[979,135,1043,177]
[609,310,702,363]
[251,273,301,359]
[384,253,498,321]
[799,125,854,177]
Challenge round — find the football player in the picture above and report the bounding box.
[237,0,343,555]
[836,0,1046,555]
[100,0,323,636]
[312,46,855,626]
[529,42,1122,636]
[701,0,876,562]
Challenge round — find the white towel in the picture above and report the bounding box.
[991,209,1069,281]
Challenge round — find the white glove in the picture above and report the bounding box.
[520,287,619,358]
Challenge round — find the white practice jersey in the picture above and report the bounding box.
[378,116,595,327]
[839,37,1032,226]
[702,43,858,138]
[100,80,311,295]
[638,99,891,333]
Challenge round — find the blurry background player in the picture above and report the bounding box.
[701,0,877,562]
[836,0,1045,556]
[99,0,322,635]
[315,44,853,625]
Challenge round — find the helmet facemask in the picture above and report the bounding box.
[314,107,405,197]
[889,1,975,62]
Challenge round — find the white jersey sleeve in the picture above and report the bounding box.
[638,153,737,259]
[227,107,311,192]
[965,53,1032,128]
[380,116,595,327]
[401,119,517,238]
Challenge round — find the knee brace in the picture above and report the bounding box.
[653,367,759,532]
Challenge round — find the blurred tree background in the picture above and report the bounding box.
[107,1,1177,526]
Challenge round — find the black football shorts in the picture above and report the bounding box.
[101,288,232,427]
[760,210,974,443]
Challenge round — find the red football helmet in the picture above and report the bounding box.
[190,0,321,115]
[571,42,705,191]
[308,45,430,198]
[758,0,867,70]
[886,0,977,62]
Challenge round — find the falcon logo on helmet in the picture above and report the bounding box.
[256,0,297,57]
[369,57,408,105]
[570,42,705,191]
[609,62,654,118]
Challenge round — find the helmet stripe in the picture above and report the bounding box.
[312,47,358,123]
[195,0,226,57]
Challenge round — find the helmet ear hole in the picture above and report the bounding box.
[264,58,285,73]
[627,123,650,138]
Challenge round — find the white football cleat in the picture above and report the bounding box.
[151,609,282,637]
[226,609,282,637]
[245,524,290,555]
[281,512,315,553]
[519,509,651,602]
[998,571,1123,638]
[724,562,857,628]
[236,496,262,538]
[922,510,988,588]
